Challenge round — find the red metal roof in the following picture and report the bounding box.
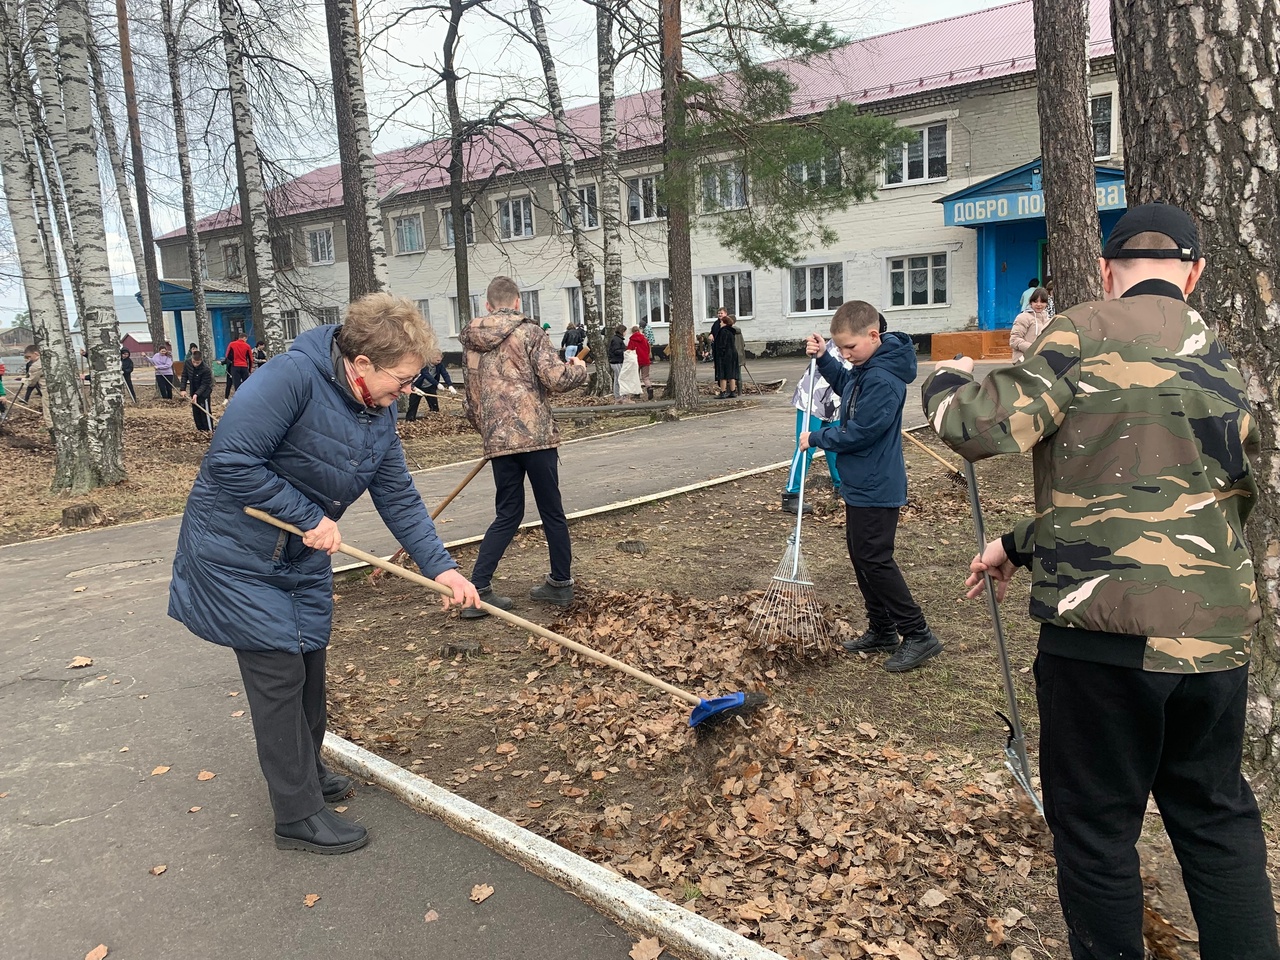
[160,0,1112,242]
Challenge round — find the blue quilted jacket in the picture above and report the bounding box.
[168,325,456,653]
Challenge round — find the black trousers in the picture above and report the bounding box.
[405,388,438,421]
[471,448,571,591]
[190,396,212,432]
[155,375,172,399]
[235,647,330,825]
[122,372,136,401]
[844,505,926,635]
[1035,652,1278,960]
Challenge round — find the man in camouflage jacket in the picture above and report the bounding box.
[458,276,588,617]
[922,204,1278,960]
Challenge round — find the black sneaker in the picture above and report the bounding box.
[885,626,943,672]
[460,588,513,619]
[841,624,899,653]
[530,577,574,606]
[274,808,368,854]
[321,771,353,803]
[781,494,813,515]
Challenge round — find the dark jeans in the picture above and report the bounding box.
[844,505,926,635]
[122,372,136,401]
[1035,652,1278,960]
[225,364,249,398]
[471,448,571,590]
[190,396,212,432]
[235,647,330,825]
[405,388,438,421]
[155,374,173,399]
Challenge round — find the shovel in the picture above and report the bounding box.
[245,507,766,730]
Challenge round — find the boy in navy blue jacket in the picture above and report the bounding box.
[801,300,943,672]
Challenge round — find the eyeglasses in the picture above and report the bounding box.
[377,365,417,389]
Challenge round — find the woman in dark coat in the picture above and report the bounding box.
[120,348,136,402]
[607,323,627,400]
[169,293,480,854]
[178,348,214,431]
[712,313,741,398]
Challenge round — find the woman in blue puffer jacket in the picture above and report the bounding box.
[169,294,479,854]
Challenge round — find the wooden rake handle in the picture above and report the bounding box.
[243,507,701,707]
[430,458,487,520]
[901,429,962,475]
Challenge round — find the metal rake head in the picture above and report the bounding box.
[749,538,832,654]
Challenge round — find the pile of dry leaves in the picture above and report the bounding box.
[388,587,1056,959]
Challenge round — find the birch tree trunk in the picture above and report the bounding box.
[55,0,127,484]
[113,0,164,351]
[444,0,472,328]
[593,0,621,394]
[526,0,601,385]
[0,0,94,491]
[324,0,387,299]
[660,0,697,409]
[219,0,283,354]
[88,42,151,343]
[160,0,213,358]
[1111,0,1280,801]
[1033,0,1103,310]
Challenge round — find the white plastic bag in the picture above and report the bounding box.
[619,349,642,395]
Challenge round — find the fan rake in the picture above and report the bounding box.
[749,356,832,655]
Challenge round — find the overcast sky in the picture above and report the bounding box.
[0,0,1008,329]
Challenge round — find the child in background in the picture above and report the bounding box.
[152,344,175,399]
[627,324,653,400]
[800,301,943,672]
[782,339,847,515]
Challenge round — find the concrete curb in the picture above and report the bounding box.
[322,733,787,960]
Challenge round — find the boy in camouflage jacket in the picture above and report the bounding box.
[921,204,1277,959]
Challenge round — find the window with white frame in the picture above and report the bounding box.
[1090,93,1114,158]
[704,271,753,318]
[635,278,671,326]
[786,153,842,191]
[223,243,242,278]
[441,208,475,247]
[626,175,664,223]
[567,284,604,328]
[520,290,541,320]
[392,213,425,254]
[450,294,483,336]
[701,161,747,212]
[560,183,599,230]
[281,309,300,341]
[272,234,294,269]
[307,227,334,265]
[790,263,844,314]
[416,299,431,323]
[317,306,341,325]
[885,122,948,186]
[888,253,948,307]
[497,196,535,240]
[198,245,209,280]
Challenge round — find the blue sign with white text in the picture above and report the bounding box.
[944,182,1127,227]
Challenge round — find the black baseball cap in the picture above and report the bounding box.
[1101,203,1201,261]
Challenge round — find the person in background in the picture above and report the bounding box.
[458,276,589,617]
[179,348,214,432]
[1045,277,1056,317]
[712,313,741,398]
[120,348,137,402]
[782,338,847,514]
[627,324,653,401]
[710,307,727,386]
[406,355,455,420]
[560,320,585,361]
[607,323,627,400]
[168,293,479,855]
[223,333,254,398]
[1009,286,1052,363]
[21,344,43,403]
[152,343,175,400]
[253,342,268,367]
[1019,277,1040,313]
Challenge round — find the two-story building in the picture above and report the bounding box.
[155,0,1125,358]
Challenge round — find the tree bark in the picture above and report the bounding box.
[1033,0,1103,310]
[55,0,128,484]
[526,0,600,382]
[444,0,472,329]
[159,0,213,359]
[219,0,284,354]
[0,0,94,492]
[1110,0,1280,801]
[593,0,621,394]
[114,0,165,352]
[324,0,387,299]
[660,0,697,409]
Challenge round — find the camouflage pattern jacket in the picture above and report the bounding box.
[921,281,1260,673]
[460,309,589,458]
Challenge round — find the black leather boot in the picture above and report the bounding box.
[321,771,353,803]
[530,576,574,606]
[841,623,899,653]
[885,626,943,672]
[460,587,513,619]
[275,808,369,854]
[781,493,813,515]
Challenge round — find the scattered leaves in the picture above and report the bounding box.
[231,710,245,718]
[73,586,86,593]
[334,805,348,813]
[424,909,439,923]
[85,946,108,960]
[629,937,662,960]
[196,770,216,782]
[188,806,201,813]
[67,656,93,668]
[150,765,170,776]
[469,883,494,904]
[149,865,167,876]
[303,894,321,908]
